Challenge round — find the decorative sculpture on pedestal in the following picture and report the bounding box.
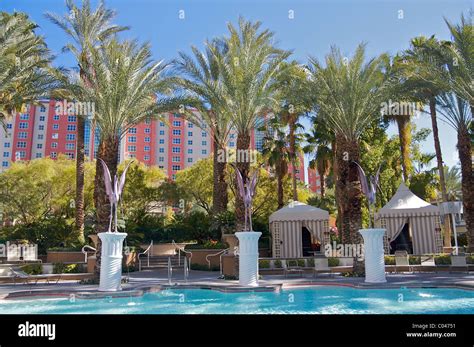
[234,166,261,287]
[354,161,386,283]
[97,159,133,292]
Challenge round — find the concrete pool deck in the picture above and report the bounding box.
[1,269,474,300]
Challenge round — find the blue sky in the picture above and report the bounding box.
[2,0,471,169]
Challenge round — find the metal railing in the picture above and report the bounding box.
[138,240,153,271]
[172,240,192,281]
[205,248,229,276]
[81,245,96,263]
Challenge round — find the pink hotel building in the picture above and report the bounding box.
[0,100,320,192]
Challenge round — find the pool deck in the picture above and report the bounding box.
[1,269,474,300]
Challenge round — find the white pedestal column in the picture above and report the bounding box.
[358,228,386,283]
[98,232,127,292]
[235,231,261,287]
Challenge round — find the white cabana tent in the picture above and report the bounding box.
[375,183,443,254]
[269,201,330,258]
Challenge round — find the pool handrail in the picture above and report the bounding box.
[81,245,96,263]
[205,248,230,275]
[138,240,153,271]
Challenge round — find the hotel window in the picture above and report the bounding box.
[3,152,9,157]
[188,123,193,128]
[17,151,26,159]
[159,130,165,135]
[187,149,193,154]
[16,142,27,148]
[51,142,58,148]
[187,158,193,163]
[172,138,181,144]
[128,136,136,143]
[128,145,136,152]
[19,122,28,129]
[172,129,181,136]
[67,115,77,122]
[129,128,137,134]
[202,141,207,146]
[172,165,181,171]
[66,143,75,150]
[145,118,151,125]
[35,153,42,158]
[159,165,164,169]
[50,152,57,159]
[172,120,181,127]
[53,124,59,130]
[172,174,176,180]
[129,153,136,158]
[172,156,180,162]
[188,131,193,137]
[144,146,150,152]
[159,139,164,144]
[53,115,60,120]
[37,144,43,149]
[202,149,207,155]
[230,133,235,139]
[67,125,76,131]
[4,142,10,148]
[172,147,180,153]
[160,122,165,127]
[18,132,28,139]
[144,137,151,143]
[39,115,45,122]
[202,132,207,137]
[66,134,75,141]
[7,124,12,129]
[159,157,164,162]
[2,161,8,167]
[20,114,29,120]
[39,125,44,131]
[229,141,235,147]
[144,155,150,161]
[159,148,164,153]
[187,140,192,145]
[144,128,150,134]
[40,106,46,112]
[52,133,58,139]
[66,152,75,159]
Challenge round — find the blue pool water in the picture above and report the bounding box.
[1,286,474,314]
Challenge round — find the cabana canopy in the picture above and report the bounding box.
[375,183,442,254]
[270,201,330,258]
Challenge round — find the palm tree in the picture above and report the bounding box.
[261,118,291,208]
[436,92,473,250]
[443,166,462,201]
[69,39,170,274]
[304,115,333,198]
[0,11,56,123]
[171,41,232,215]
[45,0,128,243]
[307,44,389,243]
[212,17,291,229]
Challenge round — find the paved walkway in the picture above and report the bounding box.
[1,269,474,299]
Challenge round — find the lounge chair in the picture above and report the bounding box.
[394,251,413,273]
[313,258,332,277]
[10,267,62,285]
[450,255,469,273]
[420,255,437,272]
[284,259,304,278]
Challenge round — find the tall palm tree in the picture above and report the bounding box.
[307,44,389,243]
[443,165,462,201]
[171,41,232,215]
[0,11,56,123]
[69,39,170,274]
[436,92,473,250]
[46,0,128,243]
[212,17,291,229]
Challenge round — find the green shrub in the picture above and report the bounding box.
[274,260,282,268]
[190,263,220,271]
[259,260,270,269]
[409,256,421,265]
[467,255,474,264]
[434,255,451,265]
[297,259,305,267]
[328,257,339,267]
[307,258,315,267]
[187,240,227,249]
[53,262,82,274]
[384,256,395,265]
[20,263,42,275]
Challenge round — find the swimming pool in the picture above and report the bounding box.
[1,286,474,314]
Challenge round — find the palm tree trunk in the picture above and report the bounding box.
[212,138,228,215]
[235,132,250,231]
[395,116,412,182]
[276,161,284,209]
[289,120,298,201]
[320,173,326,198]
[335,134,363,245]
[429,97,451,247]
[75,117,85,244]
[457,124,474,252]
[93,135,120,277]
